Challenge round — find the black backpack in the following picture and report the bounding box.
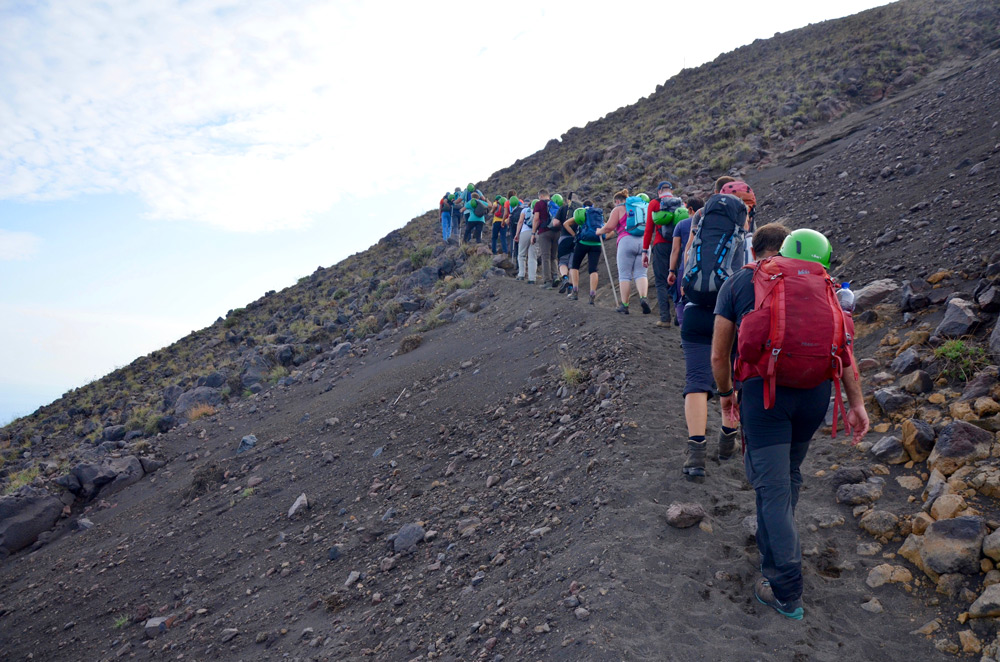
[681,194,748,308]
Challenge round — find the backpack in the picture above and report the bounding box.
[510,204,524,226]
[734,256,859,438]
[578,207,605,242]
[624,196,648,236]
[681,193,747,307]
[652,196,689,239]
[547,200,561,227]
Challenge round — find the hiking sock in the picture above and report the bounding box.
[718,426,739,461]
[683,436,707,478]
[640,297,651,314]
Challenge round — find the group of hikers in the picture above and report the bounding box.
[437,176,871,622]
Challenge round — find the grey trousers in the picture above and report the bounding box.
[652,241,673,322]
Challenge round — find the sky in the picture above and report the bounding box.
[0,0,895,424]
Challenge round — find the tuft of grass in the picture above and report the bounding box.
[187,403,217,421]
[355,315,380,337]
[399,334,423,354]
[3,465,40,495]
[409,246,434,269]
[112,615,129,629]
[933,340,989,382]
[268,366,289,383]
[560,362,587,387]
[240,487,255,499]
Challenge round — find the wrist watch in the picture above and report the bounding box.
[717,387,734,397]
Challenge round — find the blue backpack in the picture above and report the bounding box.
[625,196,648,236]
[547,199,561,226]
[579,207,605,242]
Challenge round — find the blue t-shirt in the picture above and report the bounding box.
[673,217,692,275]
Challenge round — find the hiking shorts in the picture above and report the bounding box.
[681,339,715,396]
[558,237,574,268]
[616,233,647,282]
[572,242,601,274]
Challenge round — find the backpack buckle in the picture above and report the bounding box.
[771,348,781,357]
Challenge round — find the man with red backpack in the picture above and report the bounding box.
[711,227,870,622]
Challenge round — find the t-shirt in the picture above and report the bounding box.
[642,196,675,249]
[518,207,533,232]
[557,205,574,241]
[466,199,487,223]
[533,200,550,233]
[713,268,755,327]
[673,217,692,276]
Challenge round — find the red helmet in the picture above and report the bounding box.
[720,181,756,209]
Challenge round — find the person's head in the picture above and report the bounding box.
[507,189,515,198]
[538,189,550,200]
[720,181,756,211]
[779,228,832,268]
[657,180,673,197]
[752,223,790,261]
[583,199,593,208]
[714,176,736,193]
[613,188,629,205]
[686,197,704,214]
[495,195,502,202]
[471,192,481,200]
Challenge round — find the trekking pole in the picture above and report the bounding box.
[599,236,620,309]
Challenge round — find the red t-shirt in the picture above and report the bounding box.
[533,200,550,233]
[643,197,671,249]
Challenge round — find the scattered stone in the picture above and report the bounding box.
[144,617,170,639]
[959,630,982,655]
[912,512,935,535]
[860,511,898,539]
[836,478,884,505]
[574,607,590,621]
[871,436,908,465]
[896,475,923,491]
[900,370,933,395]
[928,421,994,475]
[974,397,1000,417]
[288,493,308,518]
[890,348,922,376]
[911,619,941,636]
[861,598,884,613]
[665,502,707,528]
[345,570,360,586]
[874,387,914,415]
[486,475,500,488]
[920,516,989,576]
[866,563,912,588]
[930,494,967,521]
[934,298,980,338]
[237,434,257,453]
[983,529,1000,562]
[854,279,900,311]
[857,542,882,556]
[901,419,936,463]
[220,628,239,643]
[970,584,1000,618]
[0,487,63,556]
[393,523,426,554]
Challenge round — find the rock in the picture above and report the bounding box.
[741,515,758,537]
[896,475,923,491]
[900,280,931,312]
[836,478,884,505]
[874,387,914,415]
[0,487,63,556]
[928,421,994,475]
[831,466,871,487]
[173,386,222,417]
[900,370,933,395]
[861,598,884,613]
[934,299,980,338]
[958,370,997,403]
[345,570,360,586]
[139,457,165,474]
[573,607,591,621]
[991,323,1000,363]
[393,523,426,554]
[974,397,1000,417]
[237,435,257,453]
[970,584,1000,618]
[920,516,988,576]
[860,511,898,539]
[969,161,987,176]
[866,564,913,588]
[984,529,1000,562]
[901,419,936,462]
[890,348,922,376]
[288,493,308,518]
[912,512,935,535]
[959,630,982,655]
[332,342,353,359]
[922,468,949,505]
[871,436,908,465]
[976,285,1000,313]
[70,456,144,500]
[665,502,707,528]
[930,494,967,520]
[144,617,170,639]
[854,279,900,311]
[220,628,239,643]
[102,425,127,442]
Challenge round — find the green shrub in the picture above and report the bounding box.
[409,246,434,269]
[355,315,380,337]
[933,340,989,382]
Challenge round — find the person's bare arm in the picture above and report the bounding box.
[842,359,870,444]
[668,236,682,285]
[712,315,739,423]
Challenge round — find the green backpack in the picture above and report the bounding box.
[652,196,689,239]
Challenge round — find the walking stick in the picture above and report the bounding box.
[599,235,620,309]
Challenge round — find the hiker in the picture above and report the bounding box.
[555,192,576,292]
[676,177,751,479]
[531,190,559,288]
[515,198,538,283]
[712,227,868,621]
[643,181,689,326]
[596,189,650,314]
[667,197,703,327]
[506,190,519,258]
[464,192,488,244]
[439,192,455,243]
[567,200,604,304]
[461,183,483,242]
[491,195,509,255]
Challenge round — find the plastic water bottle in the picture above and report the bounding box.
[836,282,855,314]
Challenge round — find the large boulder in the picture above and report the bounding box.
[920,517,988,576]
[102,425,127,442]
[239,352,273,389]
[399,266,439,294]
[934,298,980,338]
[928,420,994,475]
[854,279,900,311]
[70,456,145,500]
[173,387,222,417]
[0,487,62,557]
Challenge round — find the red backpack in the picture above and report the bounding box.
[734,256,858,437]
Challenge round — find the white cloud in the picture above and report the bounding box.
[0,229,41,260]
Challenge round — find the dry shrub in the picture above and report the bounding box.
[399,334,424,355]
[187,403,217,421]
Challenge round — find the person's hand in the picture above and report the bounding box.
[514,234,519,243]
[530,235,536,245]
[642,253,649,268]
[667,273,677,286]
[846,404,870,446]
[720,394,740,424]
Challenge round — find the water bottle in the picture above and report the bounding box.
[836,282,855,314]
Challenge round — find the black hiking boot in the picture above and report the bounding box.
[718,428,739,461]
[589,291,596,306]
[640,297,651,314]
[616,304,629,315]
[683,439,707,480]
[568,289,578,301]
[558,278,570,293]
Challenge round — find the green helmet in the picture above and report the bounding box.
[467,183,475,192]
[495,195,502,202]
[530,198,539,208]
[499,196,507,205]
[509,196,520,207]
[551,193,564,206]
[780,228,832,268]
[447,193,455,201]
[638,193,650,203]
[573,208,586,224]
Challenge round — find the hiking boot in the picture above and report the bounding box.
[640,298,651,314]
[527,280,535,285]
[682,439,707,479]
[718,428,739,461]
[542,282,555,290]
[516,276,525,281]
[616,304,630,315]
[655,320,672,328]
[568,290,578,301]
[589,292,596,306]
[754,577,804,620]
[558,279,570,294]
[673,316,680,326]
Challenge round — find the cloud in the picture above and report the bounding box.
[0,229,41,260]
